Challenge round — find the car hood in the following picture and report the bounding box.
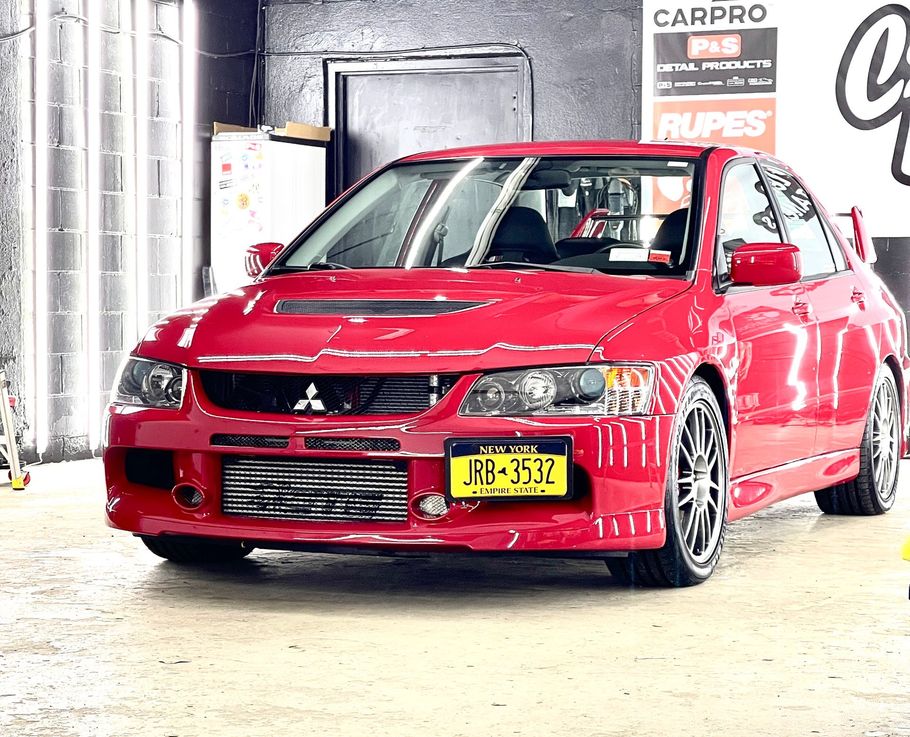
[137,269,689,374]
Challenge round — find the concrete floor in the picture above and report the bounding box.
[1,460,909,737]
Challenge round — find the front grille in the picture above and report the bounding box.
[211,434,290,449]
[221,455,409,522]
[304,437,401,452]
[275,299,487,316]
[199,371,457,416]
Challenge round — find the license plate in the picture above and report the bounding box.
[445,437,572,500]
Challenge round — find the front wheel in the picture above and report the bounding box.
[815,368,900,515]
[140,535,253,564]
[608,377,729,587]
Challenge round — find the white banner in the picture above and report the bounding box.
[641,0,910,238]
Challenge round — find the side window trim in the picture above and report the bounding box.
[756,160,790,245]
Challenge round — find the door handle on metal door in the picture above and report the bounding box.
[851,288,866,306]
[792,300,812,318]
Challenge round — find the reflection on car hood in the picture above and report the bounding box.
[136,269,690,374]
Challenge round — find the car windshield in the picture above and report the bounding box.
[275,156,700,276]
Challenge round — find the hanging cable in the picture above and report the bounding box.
[248,0,264,127]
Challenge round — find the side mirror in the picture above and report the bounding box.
[244,242,284,278]
[730,242,802,287]
[850,206,877,264]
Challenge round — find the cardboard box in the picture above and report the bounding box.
[212,120,331,142]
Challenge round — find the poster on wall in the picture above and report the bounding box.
[641,0,910,239]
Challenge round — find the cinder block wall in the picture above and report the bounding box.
[7,0,257,461]
[0,0,24,444]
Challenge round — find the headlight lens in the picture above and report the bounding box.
[460,364,655,416]
[111,357,186,409]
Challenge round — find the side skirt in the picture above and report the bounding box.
[728,449,860,521]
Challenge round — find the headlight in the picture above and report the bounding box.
[460,364,655,416]
[111,357,186,409]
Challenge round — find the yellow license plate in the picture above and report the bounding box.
[445,437,572,500]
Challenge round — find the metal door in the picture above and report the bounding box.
[327,54,532,196]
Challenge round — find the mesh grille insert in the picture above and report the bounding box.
[221,455,409,523]
[275,299,486,316]
[211,434,290,449]
[304,437,401,452]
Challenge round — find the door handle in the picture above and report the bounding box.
[792,300,812,318]
[851,288,866,306]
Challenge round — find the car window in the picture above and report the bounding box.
[762,165,838,278]
[320,172,433,268]
[819,214,849,272]
[716,162,781,279]
[435,178,506,265]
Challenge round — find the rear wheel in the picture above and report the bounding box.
[140,535,253,564]
[815,368,900,515]
[607,377,728,587]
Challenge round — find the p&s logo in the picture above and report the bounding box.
[836,4,910,186]
[687,33,743,60]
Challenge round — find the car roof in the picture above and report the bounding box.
[398,140,757,162]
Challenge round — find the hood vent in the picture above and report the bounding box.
[275,299,488,317]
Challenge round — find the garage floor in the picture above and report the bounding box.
[2,460,909,736]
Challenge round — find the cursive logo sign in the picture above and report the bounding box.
[836,4,910,186]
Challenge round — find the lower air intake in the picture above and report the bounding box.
[211,434,290,449]
[304,437,401,452]
[221,455,409,523]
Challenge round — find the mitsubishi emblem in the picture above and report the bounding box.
[293,383,326,413]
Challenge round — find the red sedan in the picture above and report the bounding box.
[103,141,909,586]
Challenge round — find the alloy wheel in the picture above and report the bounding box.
[871,377,900,505]
[676,402,726,565]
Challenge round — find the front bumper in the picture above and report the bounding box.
[103,374,675,554]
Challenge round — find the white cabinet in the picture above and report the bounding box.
[210,132,326,293]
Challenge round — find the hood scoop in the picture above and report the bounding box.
[275,299,489,317]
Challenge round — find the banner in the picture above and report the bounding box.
[641,1,910,238]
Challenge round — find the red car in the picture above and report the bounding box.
[104,141,909,586]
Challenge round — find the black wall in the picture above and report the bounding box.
[196,0,259,272]
[873,238,910,315]
[261,0,643,142]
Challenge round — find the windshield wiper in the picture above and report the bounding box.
[271,261,354,273]
[305,261,352,271]
[468,261,596,274]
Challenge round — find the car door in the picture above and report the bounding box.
[715,160,820,479]
[761,163,879,454]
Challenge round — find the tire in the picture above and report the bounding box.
[815,368,900,516]
[140,535,253,564]
[607,376,729,587]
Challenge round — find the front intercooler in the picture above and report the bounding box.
[221,455,409,523]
